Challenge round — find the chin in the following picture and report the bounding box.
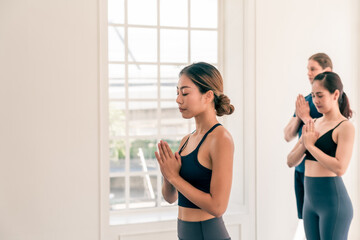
[315,107,323,113]
[180,113,193,119]
[316,107,329,115]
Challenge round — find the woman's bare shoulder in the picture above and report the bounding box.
[176,133,193,152]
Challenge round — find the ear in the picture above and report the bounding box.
[323,67,332,72]
[333,89,340,101]
[205,90,214,104]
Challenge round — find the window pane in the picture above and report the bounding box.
[109,101,126,137]
[160,0,188,27]
[163,138,182,153]
[161,101,189,136]
[108,26,124,62]
[129,64,157,99]
[107,0,219,212]
[130,139,158,172]
[128,28,157,62]
[130,175,157,208]
[128,101,157,136]
[160,29,188,63]
[191,0,217,28]
[160,65,183,99]
[128,0,157,26]
[110,177,125,210]
[191,30,217,63]
[109,64,125,99]
[108,0,124,24]
[110,139,125,173]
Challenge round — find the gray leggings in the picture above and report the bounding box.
[177,217,230,240]
[303,176,353,240]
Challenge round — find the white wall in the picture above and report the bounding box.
[256,0,359,239]
[0,0,100,239]
[0,0,359,240]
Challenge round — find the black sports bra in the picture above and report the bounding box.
[305,120,347,161]
[177,123,221,208]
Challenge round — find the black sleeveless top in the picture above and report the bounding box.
[305,120,347,161]
[177,123,221,208]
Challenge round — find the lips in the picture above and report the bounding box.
[179,107,186,112]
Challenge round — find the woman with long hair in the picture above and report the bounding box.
[287,72,354,239]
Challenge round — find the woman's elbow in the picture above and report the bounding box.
[163,196,177,204]
[162,190,177,203]
[212,208,225,218]
[334,161,348,176]
[335,167,346,177]
[210,202,227,218]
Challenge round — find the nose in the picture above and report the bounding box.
[313,96,319,104]
[176,94,182,105]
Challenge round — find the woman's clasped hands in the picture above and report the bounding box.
[155,140,182,183]
[302,120,320,149]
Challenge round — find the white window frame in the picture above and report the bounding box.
[100,0,253,232]
[107,0,223,219]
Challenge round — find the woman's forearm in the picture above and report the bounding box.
[162,177,178,203]
[287,140,306,167]
[306,145,345,176]
[168,176,229,218]
[284,117,302,142]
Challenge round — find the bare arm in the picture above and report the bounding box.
[157,129,234,218]
[305,121,355,176]
[162,177,178,204]
[287,137,306,168]
[284,116,301,142]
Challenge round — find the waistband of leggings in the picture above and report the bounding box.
[305,176,341,180]
[177,216,221,224]
[304,176,344,185]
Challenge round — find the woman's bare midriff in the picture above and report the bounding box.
[178,206,215,221]
[305,160,337,177]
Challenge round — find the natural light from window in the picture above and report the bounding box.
[107,0,219,212]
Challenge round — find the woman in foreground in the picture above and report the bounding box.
[155,62,234,240]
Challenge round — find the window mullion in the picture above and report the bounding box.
[187,0,191,133]
[156,0,162,208]
[124,0,130,209]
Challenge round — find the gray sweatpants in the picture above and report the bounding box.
[303,176,353,240]
[177,217,230,240]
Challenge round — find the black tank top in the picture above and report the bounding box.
[305,120,347,161]
[177,123,221,208]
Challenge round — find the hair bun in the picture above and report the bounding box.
[215,94,235,116]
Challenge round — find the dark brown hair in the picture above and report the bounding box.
[309,53,333,70]
[313,72,352,118]
[179,62,234,116]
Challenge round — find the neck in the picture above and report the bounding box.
[323,105,343,122]
[194,110,218,134]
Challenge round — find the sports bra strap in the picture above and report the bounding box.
[178,123,222,154]
[333,120,347,130]
[178,136,190,154]
[196,123,222,150]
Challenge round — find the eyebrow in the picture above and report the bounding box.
[312,91,323,94]
[177,86,191,90]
